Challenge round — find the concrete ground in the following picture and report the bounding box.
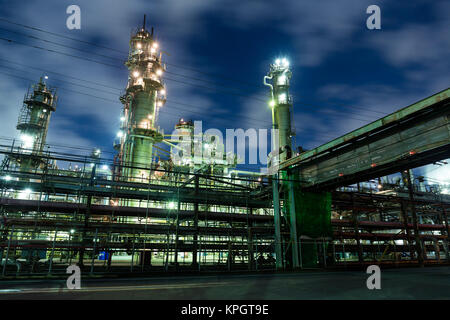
[0,266,448,300]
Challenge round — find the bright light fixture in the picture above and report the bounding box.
[168,201,176,209]
[102,165,109,170]
[70,229,75,234]
[152,42,158,48]
[18,188,32,199]
[275,59,281,65]
[20,134,34,149]
[117,131,124,138]
[269,100,275,108]
[160,89,166,95]
[3,175,11,181]
[133,71,140,77]
[156,69,163,76]
[120,116,125,121]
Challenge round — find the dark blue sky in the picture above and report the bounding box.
[0,0,448,178]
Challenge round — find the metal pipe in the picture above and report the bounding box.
[272,176,283,270]
[288,180,299,268]
[406,170,424,266]
[48,229,57,275]
[90,228,98,274]
[2,225,14,277]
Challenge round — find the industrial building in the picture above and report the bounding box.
[0,19,449,278]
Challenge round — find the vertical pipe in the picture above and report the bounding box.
[130,237,135,272]
[68,232,73,265]
[2,225,14,277]
[255,235,258,271]
[332,241,336,267]
[400,201,415,260]
[272,176,283,270]
[48,229,57,275]
[164,233,169,272]
[198,236,201,271]
[433,238,440,262]
[192,175,199,267]
[393,240,397,265]
[406,170,424,267]
[174,188,180,270]
[351,194,363,264]
[441,204,450,262]
[288,180,300,268]
[299,238,303,269]
[90,228,98,275]
[342,243,347,268]
[370,240,375,261]
[227,241,231,271]
[247,227,253,271]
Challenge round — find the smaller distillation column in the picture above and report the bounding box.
[15,76,57,172]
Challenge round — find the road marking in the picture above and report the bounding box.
[0,281,234,295]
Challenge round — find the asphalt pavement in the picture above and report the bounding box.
[0,266,448,299]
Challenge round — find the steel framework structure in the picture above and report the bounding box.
[0,142,449,277]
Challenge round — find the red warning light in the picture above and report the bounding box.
[409,150,416,155]
[371,163,377,168]
[339,173,344,177]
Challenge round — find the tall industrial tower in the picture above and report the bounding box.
[264,58,295,270]
[264,58,293,164]
[13,77,57,171]
[117,16,166,181]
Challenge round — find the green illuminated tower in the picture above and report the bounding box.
[264,58,293,164]
[15,76,57,172]
[117,16,166,181]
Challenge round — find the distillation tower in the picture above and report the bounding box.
[10,77,57,172]
[264,58,293,164]
[117,17,166,181]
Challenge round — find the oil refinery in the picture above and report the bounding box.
[0,18,449,280]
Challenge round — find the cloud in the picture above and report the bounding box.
[0,0,447,167]
[365,0,449,92]
[316,83,429,136]
[0,78,24,140]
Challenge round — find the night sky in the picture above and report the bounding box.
[0,1,448,180]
